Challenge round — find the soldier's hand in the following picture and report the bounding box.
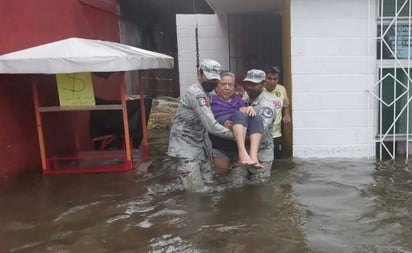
[246,106,256,117]
[224,120,233,129]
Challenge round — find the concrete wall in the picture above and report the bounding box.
[176,14,229,94]
[290,0,377,158]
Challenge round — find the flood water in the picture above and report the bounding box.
[0,130,411,253]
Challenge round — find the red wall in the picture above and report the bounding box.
[0,0,120,179]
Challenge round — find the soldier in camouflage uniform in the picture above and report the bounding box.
[231,69,276,185]
[168,59,234,191]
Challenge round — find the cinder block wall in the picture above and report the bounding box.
[290,0,377,158]
[176,14,229,94]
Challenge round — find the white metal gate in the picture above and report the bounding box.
[370,0,412,160]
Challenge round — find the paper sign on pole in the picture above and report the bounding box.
[56,72,96,106]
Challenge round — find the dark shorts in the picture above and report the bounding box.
[273,137,282,159]
[210,111,264,151]
[216,111,263,134]
[211,147,237,158]
[209,135,237,152]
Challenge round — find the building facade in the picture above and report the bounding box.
[176,0,411,159]
[1,0,411,179]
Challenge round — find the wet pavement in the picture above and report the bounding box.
[0,129,411,253]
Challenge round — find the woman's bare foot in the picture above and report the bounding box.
[239,159,257,166]
[250,161,263,169]
[238,153,257,166]
[249,155,263,169]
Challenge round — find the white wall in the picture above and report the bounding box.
[176,14,229,94]
[291,0,377,158]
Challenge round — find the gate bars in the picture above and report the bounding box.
[369,0,412,160]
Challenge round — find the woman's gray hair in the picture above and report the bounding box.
[220,71,235,80]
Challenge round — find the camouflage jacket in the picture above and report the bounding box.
[247,93,276,162]
[168,82,233,161]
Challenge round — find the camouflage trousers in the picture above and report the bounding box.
[174,158,215,192]
[229,161,272,187]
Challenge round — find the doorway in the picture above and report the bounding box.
[228,14,282,76]
[227,10,292,158]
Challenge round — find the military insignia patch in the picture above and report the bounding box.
[197,95,209,106]
[261,107,274,118]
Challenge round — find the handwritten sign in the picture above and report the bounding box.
[56,72,96,106]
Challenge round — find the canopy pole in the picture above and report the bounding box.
[120,78,132,169]
[138,71,149,160]
[32,81,47,172]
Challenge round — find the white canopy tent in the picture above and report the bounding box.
[0,37,174,174]
[0,37,174,73]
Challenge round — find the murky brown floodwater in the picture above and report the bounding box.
[0,130,411,253]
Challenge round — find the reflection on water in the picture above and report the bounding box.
[0,133,411,252]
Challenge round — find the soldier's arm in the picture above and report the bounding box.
[259,106,276,131]
[191,93,233,139]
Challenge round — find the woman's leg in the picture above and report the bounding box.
[213,157,232,174]
[246,115,264,167]
[248,133,262,163]
[230,111,255,165]
[211,148,234,175]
